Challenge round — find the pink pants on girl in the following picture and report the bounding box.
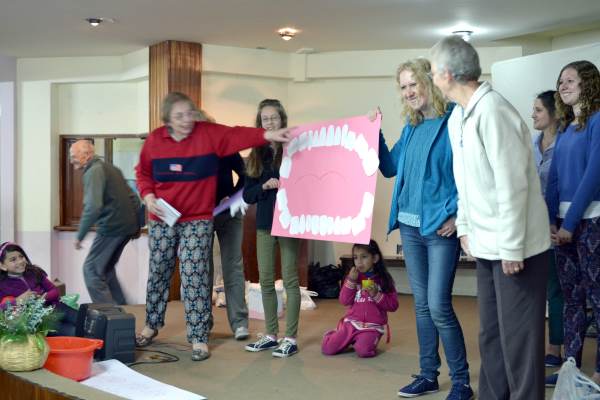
[321,321,382,358]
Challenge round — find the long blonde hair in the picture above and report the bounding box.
[397,58,448,126]
[246,99,287,178]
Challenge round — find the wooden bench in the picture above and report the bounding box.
[339,255,476,271]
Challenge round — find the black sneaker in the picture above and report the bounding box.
[272,338,298,358]
[245,335,279,352]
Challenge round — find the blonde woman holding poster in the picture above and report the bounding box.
[378,58,473,400]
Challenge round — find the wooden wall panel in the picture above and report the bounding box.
[149,41,202,131]
[0,370,76,400]
[149,40,202,300]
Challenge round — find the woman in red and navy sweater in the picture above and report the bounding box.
[135,92,290,361]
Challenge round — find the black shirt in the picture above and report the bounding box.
[242,146,279,230]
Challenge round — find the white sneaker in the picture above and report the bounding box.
[235,326,249,341]
[216,292,226,308]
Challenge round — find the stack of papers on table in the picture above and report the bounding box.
[81,359,205,400]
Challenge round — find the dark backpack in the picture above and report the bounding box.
[308,262,346,299]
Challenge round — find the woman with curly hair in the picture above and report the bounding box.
[545,60,600,385]
[378,58,472,399]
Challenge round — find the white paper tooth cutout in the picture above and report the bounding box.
[362,148,379,176]
[340,217,352,235]
[287,137,298,157]
[326,125,335,146]
[305,215,312,233]
[333,216,341,235]
[334,126,342,146]
[311,215,319,235]
[360,192,375,218]
[355,134,368,160]
[299,215,306,234]
[279,210,291,229]
[299,132,308,151]
[276,189,287,211]
[346,131,356,151]
[326,216,334,235]
[290,216,299,234]
[351,216,366,236]
[319,215,328,236]
[280,156,292,179]
[318,127,327,147]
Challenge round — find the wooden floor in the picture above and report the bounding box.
[7,295,596,399]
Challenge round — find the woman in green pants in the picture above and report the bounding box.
[243,99,301,358]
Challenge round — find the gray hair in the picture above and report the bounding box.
[430,35,481,83]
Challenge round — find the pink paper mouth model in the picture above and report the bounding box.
[272,114,381,244]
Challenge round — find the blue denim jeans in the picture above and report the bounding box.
[399,223,470,385]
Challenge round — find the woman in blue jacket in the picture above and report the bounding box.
[379,59,472,399]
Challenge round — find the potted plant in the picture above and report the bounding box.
[0,295,58,371]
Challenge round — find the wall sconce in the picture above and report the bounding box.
[278,27,299,41]
[452,30,473,42]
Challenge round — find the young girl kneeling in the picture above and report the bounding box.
[322,240,398,358]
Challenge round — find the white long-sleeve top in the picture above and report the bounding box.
[448,81,551,262]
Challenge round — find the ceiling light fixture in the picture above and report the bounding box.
[278,27,299,41]
[85,17,104,27]
[452,30,473,42]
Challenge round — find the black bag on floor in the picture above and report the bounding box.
[308,262,346,299]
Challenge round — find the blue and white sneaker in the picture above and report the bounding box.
[272,338,298,358]
[245,335,279,352]
[545,373,559,387]
[397,375,439,397]
[544,354,562,367]
[446,384,474,400]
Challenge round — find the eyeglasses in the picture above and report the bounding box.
[261,115,281,123]
[171,111,198,121]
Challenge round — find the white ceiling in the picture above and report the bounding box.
[1,0,600,57]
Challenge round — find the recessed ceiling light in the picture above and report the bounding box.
[85,17,116,27]
[452,30,473,42]
[278,27,299,41]
[85,18,103,27]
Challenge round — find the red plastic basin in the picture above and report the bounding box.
[44,337,104,381]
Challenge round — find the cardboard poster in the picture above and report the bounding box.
[272,114,381,244]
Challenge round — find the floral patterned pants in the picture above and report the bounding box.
[145,219,213,344]
[555,217,600,371]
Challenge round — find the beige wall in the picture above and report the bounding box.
[14,34,599,297]
[552,28,600,50]
[16,44,524,277]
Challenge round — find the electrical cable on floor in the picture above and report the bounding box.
[128,348,180,367]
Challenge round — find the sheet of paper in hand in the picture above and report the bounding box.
[272,114,381,244]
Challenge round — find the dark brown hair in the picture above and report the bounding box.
[0,242,46,285]
[246,99,288,178]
